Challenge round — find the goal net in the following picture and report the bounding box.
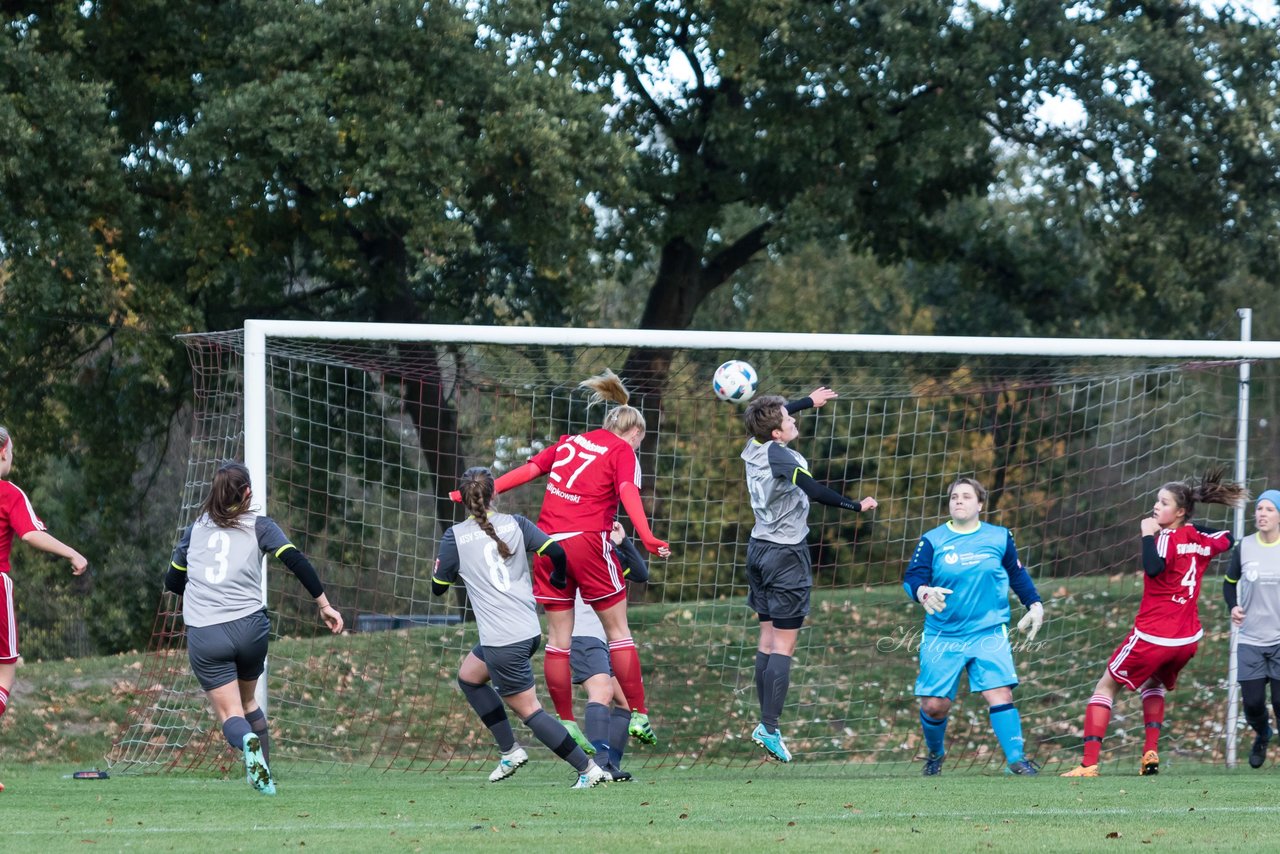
[108,322,1270,776]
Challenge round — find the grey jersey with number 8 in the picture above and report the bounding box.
[741,439,811,545]
[172,514,291,628]
[434,512,550,647]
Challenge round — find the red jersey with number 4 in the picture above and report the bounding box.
[0,480,47,573]
[528,429,641,534]
[1133,524,1233,642]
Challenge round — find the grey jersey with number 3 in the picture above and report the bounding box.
[741,439,811,545]
[172,514,291,628]
[434,512,550,647]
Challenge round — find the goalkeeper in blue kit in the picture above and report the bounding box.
[903,477,1045,776]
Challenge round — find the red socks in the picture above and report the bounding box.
[1081,694,1114,767]
[608,637,647,714]
[543,647,574,720]
[1142,685,1166,752]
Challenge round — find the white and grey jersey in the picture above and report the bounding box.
[172,514,290,629]
[741,439,811,545]
[1232,534,1280,647]
[434,512,549,647]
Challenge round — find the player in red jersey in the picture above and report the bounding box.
[0,426,89,792]
[1062,469,1245,778]
[486,369,670,744]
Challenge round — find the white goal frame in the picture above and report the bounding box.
[242,309,1272,767]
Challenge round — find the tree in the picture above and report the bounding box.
[920,1,1280,340]
[494,1,1280,351]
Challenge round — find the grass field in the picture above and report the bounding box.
[4,578,1254,775]
[5,762,1280,852]
[4,578,1278,851]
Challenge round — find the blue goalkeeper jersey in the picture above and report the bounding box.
[903,521,1040,638]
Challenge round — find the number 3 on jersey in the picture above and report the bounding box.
[205,530,231,583]
[550,444,597,491]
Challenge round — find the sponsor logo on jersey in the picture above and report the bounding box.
[1175,542,1213,557]
[457,521,519,545]
[548,484,582,503]
[571,434,609,455]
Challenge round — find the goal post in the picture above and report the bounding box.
[108,313,1278,774]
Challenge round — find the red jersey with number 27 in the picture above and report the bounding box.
[0,480,47,574]
[1133,524,1233,643]
[527,429,641,534]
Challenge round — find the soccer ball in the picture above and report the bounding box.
[712,360,758,403]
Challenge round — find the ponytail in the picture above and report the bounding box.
[201,462,255,527]
[580,369,646,437]
[1161,467,1248,521]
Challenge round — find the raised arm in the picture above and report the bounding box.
[619,481,670,557]
[768,443,875,512]
[449,461,545,502]
[494,461,544,495]
[785,387,838,415]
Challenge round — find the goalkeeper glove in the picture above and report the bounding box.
[916,586,953,615]
[1016,601,1044,641]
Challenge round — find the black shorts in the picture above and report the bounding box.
[570,636,611,684]
[746,539,812,626]
[186,610,270,692]
[473,636,541,696]
[1237,641,1280,682]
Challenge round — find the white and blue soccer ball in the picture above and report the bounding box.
[712,359,759,403]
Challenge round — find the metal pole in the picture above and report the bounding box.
[244,320,271,717]
[1225,307,1252,768]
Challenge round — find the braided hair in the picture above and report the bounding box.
[458,466,513,559]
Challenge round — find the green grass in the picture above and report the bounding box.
[1,652,146,765]
[2,574,1278,850]
[0,574,1252,775]
[5,763,1280,852]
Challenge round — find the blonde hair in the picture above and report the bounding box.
[579,369,646,436]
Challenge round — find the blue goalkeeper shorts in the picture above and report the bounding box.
[914,623,1018,700]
